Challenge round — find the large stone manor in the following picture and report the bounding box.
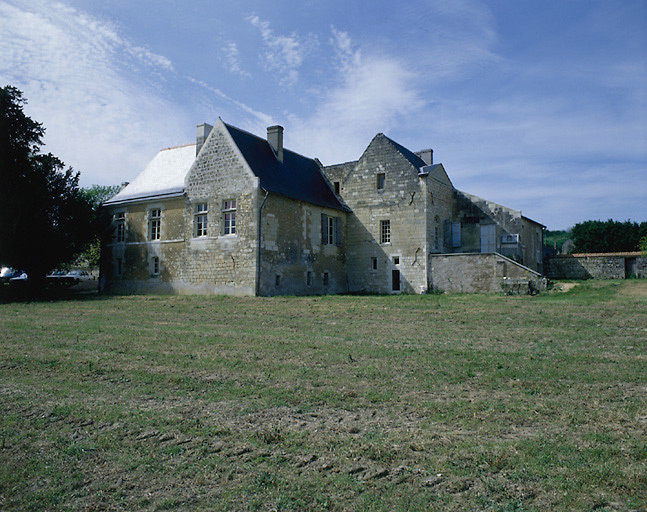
[102,119,545,295]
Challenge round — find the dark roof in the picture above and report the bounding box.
[224,123,348,212]
[382,135,428,170]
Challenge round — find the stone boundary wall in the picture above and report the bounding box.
[430,252,545,294]
[545,252,646,279]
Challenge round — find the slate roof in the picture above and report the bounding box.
[382,135,428,170]
[223,122,348,212]
[105,143,196,205]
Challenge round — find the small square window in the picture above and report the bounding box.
[275,274,281,287]
[323,272,329,287]
[393,256,399,265]
[377,173,385,190]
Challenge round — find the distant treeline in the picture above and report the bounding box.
[546,219,647,254]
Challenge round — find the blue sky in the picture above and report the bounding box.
[1,0,645,230]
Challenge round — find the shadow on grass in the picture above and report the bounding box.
[0,281,107,304]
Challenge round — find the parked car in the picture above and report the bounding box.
[9,272,28,282]
[47,270,67,279]
[63,270,92,283]
[1,267,26,284]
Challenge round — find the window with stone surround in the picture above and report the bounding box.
[306,270,313,286]
[148,209,161,240]
[380,219,391,244]
[377,173,385,190]
[323,272,330,287]
[334,181,340,195]
[114,212,125,242]
[222,199,236,235]
[194,203,208,237]
[371,257,378,271]
[321,213,342,246]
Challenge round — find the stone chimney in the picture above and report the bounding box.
[196,122,213,156]
[267,125,284,162]
[416,149,433,166]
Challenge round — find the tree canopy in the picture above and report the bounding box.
[571,219,647,254]
[0,85,95,284]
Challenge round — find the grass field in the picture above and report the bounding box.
[0,280,645,511]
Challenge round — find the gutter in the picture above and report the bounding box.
[255,189,270,296]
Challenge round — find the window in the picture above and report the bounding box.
[444,220,462,248]
[393,256,399,265]
[323,272,329,287]
[371,257,378,271]
[321,214,342,246]
[223,200,236,235]
[194,203,208,237]
[377,173,385,190]
[334,181,340,195]
[306,271,313,286]
[151,256,160,276]
[275,274,281,287]
[380,220,391,244]
[114,212,125,242]
[148,209,161,240]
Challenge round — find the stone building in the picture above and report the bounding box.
[102,119,544,295]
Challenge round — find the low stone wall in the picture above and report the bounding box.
[545,252,647,280]
[430,252,545,294]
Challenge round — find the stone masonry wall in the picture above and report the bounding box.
[431,253,544,293]
[325,135,429,294]
[545,253,647,279]
[182,122,259,295]
[259,194,347,295]
[105,196,187,294]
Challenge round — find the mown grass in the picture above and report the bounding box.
[0,280,645,511]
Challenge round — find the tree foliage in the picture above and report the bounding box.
[571,219,647,253]
[76,184,122,267]
[0,85,95,284]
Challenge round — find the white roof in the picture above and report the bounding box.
[105,143,196,204]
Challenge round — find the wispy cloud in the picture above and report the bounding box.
[221,41,249,78]
[247,15,313,88]
[287,27,424,163]
[0,1,187,185]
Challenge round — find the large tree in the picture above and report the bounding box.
[0,85,95,286]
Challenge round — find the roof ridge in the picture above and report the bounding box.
[160,142,196,151]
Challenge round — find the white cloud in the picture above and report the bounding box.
[221,41,250,78]
[286,27,425,164]
[247,15,312,88]
[0,0,188,186]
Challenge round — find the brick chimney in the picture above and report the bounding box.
[267,125,284,162]
[196,122,213,156]
[416,149,433,166]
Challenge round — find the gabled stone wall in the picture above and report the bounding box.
[324,135,429,293]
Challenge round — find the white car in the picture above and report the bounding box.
[64,270,92,283]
